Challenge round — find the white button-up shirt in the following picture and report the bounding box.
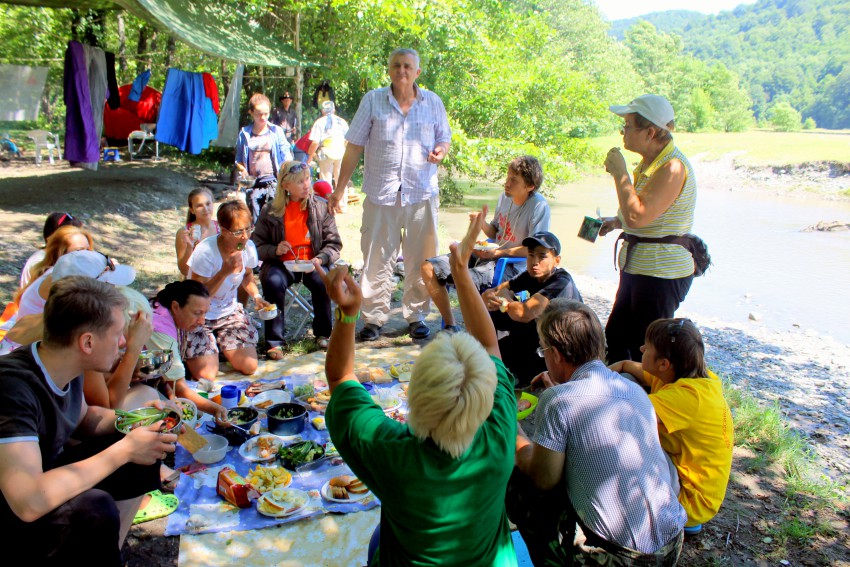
[346,85,451,206]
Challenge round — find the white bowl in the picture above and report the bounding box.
[284,260,315,273]
[194,434,229,464]
[252,390,292,409]
[257,306,279,320]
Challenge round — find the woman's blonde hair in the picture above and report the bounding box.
[17,225,94,302]
[271,160,312,216]
[407,332,497,459]
[117,286,153,319]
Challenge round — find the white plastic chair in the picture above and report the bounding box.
[26,130,61,166]
[128,123,159,160]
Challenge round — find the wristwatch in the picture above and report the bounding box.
[334,307,360,324]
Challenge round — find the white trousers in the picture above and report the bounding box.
[360,194,439,326]
[318,157,346,210]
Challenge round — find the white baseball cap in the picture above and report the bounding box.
[609,94,675,131]
[52,250,136,286]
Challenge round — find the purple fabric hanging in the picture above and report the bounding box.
[63,40,99,165]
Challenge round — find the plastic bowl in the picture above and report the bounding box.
[115,406,181,434]
[137,349,174,379]
[251,389,292,409]
[266,402,308,436]
[194,434,229,464]
[284,260,315,273]
[257,306,279,320]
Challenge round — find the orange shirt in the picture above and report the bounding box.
[282,200,314,261]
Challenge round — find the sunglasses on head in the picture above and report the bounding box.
[57,212,75,226]
[286,162,308,175]
[668,318,692,343]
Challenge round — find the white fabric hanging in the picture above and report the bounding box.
[0,65,48,121]
[212,64,244,148]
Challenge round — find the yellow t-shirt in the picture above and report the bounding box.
[645,370,734,525]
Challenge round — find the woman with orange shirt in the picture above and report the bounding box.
[252,160,342,358]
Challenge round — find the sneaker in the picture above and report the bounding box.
[683,524,703,536]
[359,324,382,342]
[409,321,431,339]
[443,325,461,334]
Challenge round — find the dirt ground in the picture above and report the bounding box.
[1,157,847,566]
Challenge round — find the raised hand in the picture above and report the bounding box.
[316,264,362,314]
[604,147,628,177]
[450,204,488,272]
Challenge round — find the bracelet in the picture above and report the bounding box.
[334,307,360,324]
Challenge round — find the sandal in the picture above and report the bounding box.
[133,490,178,525]
[266,346,284,361]
[161,468,181,492]
[316,337,330,350]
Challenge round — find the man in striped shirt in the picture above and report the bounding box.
[328,48,452,342]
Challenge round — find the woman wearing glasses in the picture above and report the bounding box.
[252,160,342,358]
[186,200,272,380]
[600,94,698,362]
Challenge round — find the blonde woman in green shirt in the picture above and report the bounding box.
[601,94,697,362]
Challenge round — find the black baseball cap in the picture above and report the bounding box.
[522,231,561,255]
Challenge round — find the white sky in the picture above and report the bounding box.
[593,0,758,21]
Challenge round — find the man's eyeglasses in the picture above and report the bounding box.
[286,162,308,175]
[620,124,646,134]
[668,319,691,343]
[226,226,255,238]
[536,346,551,358]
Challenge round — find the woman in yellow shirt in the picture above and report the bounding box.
[609,318,734,535]
[252,161,342,358]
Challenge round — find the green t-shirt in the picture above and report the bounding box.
[326,355,518,567]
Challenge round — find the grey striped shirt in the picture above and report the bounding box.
[534,359,686,553]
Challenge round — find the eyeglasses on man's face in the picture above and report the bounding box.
[226,226,254,238]
[536,346,551,358]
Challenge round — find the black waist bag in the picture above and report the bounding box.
[616,232,712,277]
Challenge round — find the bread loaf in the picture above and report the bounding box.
[330,475,352,487]
[347,478,368,494]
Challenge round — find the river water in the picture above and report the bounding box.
[440,175,850,344]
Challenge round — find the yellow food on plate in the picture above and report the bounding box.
[315,390,331,403]
[261,305,276,312]
[311,416,326,430]
[247,465,292,493]
[389,363,412,378]
[259,488,307,515]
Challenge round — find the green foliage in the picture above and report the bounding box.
[616,0,850,129]
[623,22,753,132]
[768,101,803,131]
[803,116,817,129]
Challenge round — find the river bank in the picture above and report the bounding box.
[0,157,847,565]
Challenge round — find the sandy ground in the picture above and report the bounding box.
[0,156,848,566]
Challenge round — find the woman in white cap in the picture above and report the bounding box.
[600,94,697,362]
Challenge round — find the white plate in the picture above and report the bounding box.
[284,260,315,273]
[256,488,310,517]
[321,480,371,503]
[390,383,408,400]
[473,242,499,251]
[251,390,292,409]
[238,435,282,462]
[371,395,402,413]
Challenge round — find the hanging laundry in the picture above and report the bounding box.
[156,68,218,154]
[202,73,220,115]
[212,64,244,148]
[63,40,99,168]
[105,52,120,110]
[0,65,48,121]
[129,69,151,102]
[82,45,108,155]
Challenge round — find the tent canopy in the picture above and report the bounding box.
[3,0,313,68]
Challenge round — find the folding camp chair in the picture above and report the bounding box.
[284,283,314,338]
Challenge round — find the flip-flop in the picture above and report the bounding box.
[266,346,284,360]
[133,490,179,525]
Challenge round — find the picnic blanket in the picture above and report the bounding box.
[166,373,398,536]
[176,345,421,566]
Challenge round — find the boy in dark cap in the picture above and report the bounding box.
[482,231,582,387]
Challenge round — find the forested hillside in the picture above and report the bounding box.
[613,0,850,128]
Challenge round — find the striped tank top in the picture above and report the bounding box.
[617,142,696,279]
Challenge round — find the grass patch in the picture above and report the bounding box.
[286,337,320,356]
[589,130,850,167]
[722,376,849,518]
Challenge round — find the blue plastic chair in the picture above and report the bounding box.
[441,253,526,329]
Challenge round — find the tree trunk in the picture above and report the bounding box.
[220,59,230,100]
[164,35,176,69]
[294,11,304,138]
[148,31,158,70]
[116,12,128,75]
[136,26,148,75]
[71,9,106,46]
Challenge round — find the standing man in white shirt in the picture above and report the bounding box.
[329,48,451,341]
[307,101,350,196]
